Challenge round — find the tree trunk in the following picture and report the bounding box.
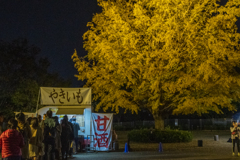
[153,114,165,130]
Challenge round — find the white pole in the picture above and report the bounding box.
[90,88,93,150]
[35,89,40,116]
[111,114,113,151]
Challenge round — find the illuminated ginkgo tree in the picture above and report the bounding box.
[72,0,240,129]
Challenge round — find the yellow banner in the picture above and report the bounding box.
[40,87,91,105]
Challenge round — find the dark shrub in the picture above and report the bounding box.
[128,129,193,143]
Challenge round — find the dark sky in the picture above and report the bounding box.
[0,0,239,87]
[0,0,102,87]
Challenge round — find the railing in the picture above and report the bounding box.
[113,121,155,130]
[113,118,233,131]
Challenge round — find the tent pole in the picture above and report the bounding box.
[90,88,92,140]
[36,89,40,116]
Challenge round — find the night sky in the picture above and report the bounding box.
[0,0,102,87]
[0,0,239,87]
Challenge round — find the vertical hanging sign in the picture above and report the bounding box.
[92,113,113,151]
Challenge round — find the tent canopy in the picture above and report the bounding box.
[55,108,84,115]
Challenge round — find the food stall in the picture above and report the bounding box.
[37,106,91,138]
[36,87,92,150]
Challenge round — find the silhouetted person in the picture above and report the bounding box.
[61,116,71,160]
[42,110,56,160]
[66,117,74,158]
[71,118,80,153]
[231,121,240,156]
[27,117,32,126]
[0,118,24,160]
[0,112,7,135]
[0,112,7,160]
[37,115,44,160]
[54,116,61,160]
[29,117,43,160]
[16,112,31,160]
[37,115,42,126]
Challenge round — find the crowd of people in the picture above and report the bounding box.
[0,110,80,160]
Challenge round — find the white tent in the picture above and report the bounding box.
[36,87,92,139]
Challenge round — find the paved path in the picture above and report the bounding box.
[69,131,236,159]
[70,151,239,160]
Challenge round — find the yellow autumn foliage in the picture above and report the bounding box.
[72,0,240,121]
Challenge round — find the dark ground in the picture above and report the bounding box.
[72,130,238,159]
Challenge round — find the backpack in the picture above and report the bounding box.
[61,123,71,141]
[43,118,56,143]
[69,122,74,140]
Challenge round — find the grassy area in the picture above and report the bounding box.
[116,130,231,152]
[117,130,159,151]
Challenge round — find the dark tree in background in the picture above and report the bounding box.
[0,38,71,116]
